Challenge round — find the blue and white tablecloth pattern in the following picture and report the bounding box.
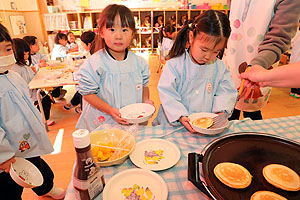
[65,116,300,200]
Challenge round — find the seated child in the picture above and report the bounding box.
[0,23,65,200]
[11,38,55,126]
[51,32,68,61]
[64,31,96,113]
[66,32,79,52]
[24,35,66,100]
[23,35,48,72]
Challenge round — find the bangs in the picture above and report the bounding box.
[98,4,135,32]
[197,32,223,48]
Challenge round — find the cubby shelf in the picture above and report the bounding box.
[44,8,229,53]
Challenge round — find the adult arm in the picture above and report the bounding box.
[251,0,300,68]
[240,62,300,88]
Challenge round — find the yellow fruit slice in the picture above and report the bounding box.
[192,117,213,128]
[250,191,287,200]
[214,162,252,189]
[263,164,300,191]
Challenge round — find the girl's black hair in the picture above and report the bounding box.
[169,10,231,60]
[158,24,176,43]
[54,32,67,44]
[23,36,37,46]
[66,32,74,44]
[93,4,135,52]
[12,38,32,66]
[81,31,96,54]
[0,23,12,43]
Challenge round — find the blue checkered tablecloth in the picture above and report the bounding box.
[65,116,300,200]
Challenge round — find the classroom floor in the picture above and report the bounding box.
[22,55,300,199]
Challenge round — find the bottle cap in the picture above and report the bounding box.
[72,129,90,148]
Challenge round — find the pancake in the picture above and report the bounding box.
[263,164,300,191]
[192,117,213,129]
[250,191,287,200]
[214,162,252,189]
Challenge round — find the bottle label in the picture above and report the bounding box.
[88,170,104,199]
[73,168,104,199]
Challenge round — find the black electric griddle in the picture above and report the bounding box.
[188,132,300,200]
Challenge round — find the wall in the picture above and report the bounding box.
[0,0,45,42]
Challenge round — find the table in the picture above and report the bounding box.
[28,63,78,130]
[65,116,300,200]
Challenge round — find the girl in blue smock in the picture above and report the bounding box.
[11,38,54,126]
[76,4,153,132]
[23,35,48,73]
[51,32,68,61]
[153,10,237,133]
[0,24,65,200]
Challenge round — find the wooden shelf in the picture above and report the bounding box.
[44,8,229,53]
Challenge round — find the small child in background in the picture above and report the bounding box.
[23,35,48,72]
[153,10,237,133]
[0,23,65,200]
[159,24,176,62]
[66,32,79,52]
[24,35,66,100]
[64,31,96,113]
[76,4,153,132]
[51,32,68,61]
[11,38,55,126]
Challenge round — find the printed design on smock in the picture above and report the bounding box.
[206,82,212,93]
[98,116,106,124]
[230,17,264,55]
[144,150,165,165]
[19,133,31,152]
[136,84,142,90]
[121,184,153,200]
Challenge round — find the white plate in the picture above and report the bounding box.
[102,168,168,200]
[188,112,229,135]
[120,103,155,124]
[129,139,180,171]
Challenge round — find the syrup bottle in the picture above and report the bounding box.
[72,129,105,200]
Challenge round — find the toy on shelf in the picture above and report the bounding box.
[134,16,139,29]
[167,14,176,26]
[178,14,187,29]
[154,15,164,32]
[141,15,151,33]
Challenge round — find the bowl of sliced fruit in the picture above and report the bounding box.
[90,129,135,166]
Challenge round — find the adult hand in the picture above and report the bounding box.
[239,65,268,88]
[109,107,129,125]
[179,116,196,133]
[0,157,15,173]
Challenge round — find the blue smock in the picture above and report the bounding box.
[76,49,150,132]
[31,52,48,72]
[11,63,37,102]
[0,71,53,167]
[154,51,237,126]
